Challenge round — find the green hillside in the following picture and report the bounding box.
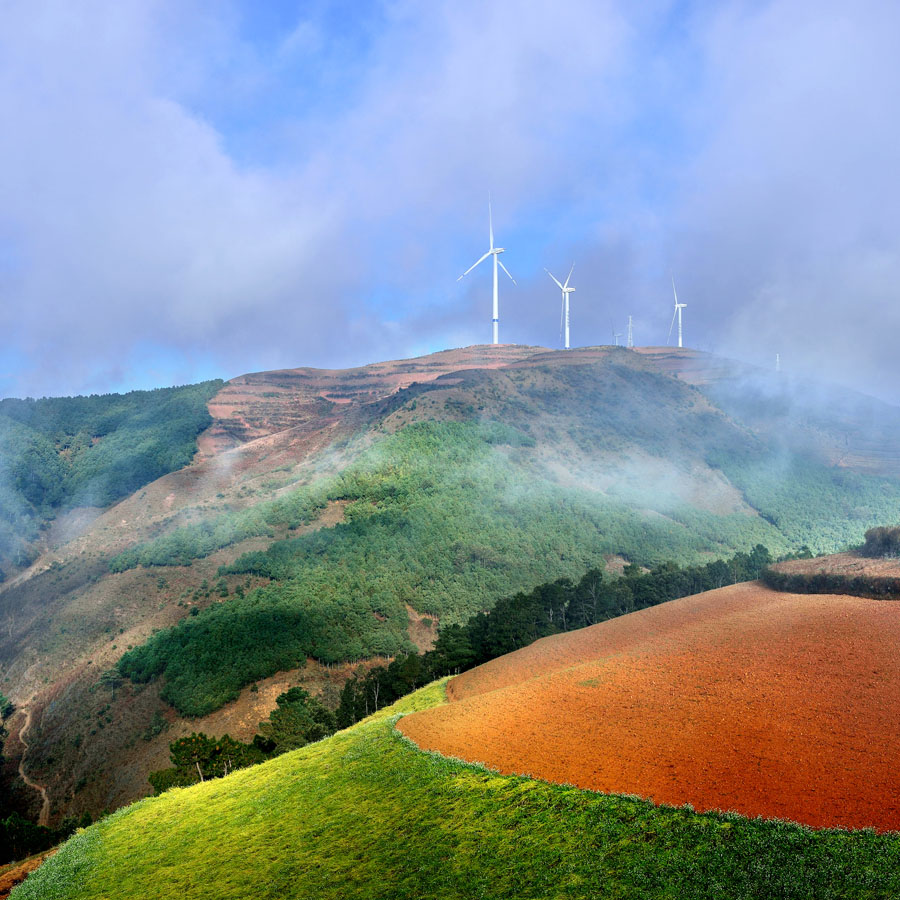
[16,680,900,900]
[7,348,900,827]
[113,360,900,717]
[0,381,222,571]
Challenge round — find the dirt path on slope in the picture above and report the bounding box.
[17,707,50,827]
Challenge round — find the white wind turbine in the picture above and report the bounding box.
[458,201,516,345]
[667,275,687,348]
[545,264,575,349]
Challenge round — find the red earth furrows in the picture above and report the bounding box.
[399,582,900,831]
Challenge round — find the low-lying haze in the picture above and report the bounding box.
[1,0,898,401]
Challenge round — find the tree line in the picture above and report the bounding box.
[860,525,900,558]
[335,544,773,726]
[148,685,337,794]
[144,544,773,794]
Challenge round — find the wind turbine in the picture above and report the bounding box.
[667,276,687,348]
[458,201,515,345]
[627,315,634,348]
[545,264,575,349]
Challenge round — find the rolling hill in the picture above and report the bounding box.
[13,671,900,899]
[4,343,900,826]
[401,581,900,831]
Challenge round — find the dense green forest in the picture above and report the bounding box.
[117,422,785,716]
[711,451,900,549]
[0,381,222,570]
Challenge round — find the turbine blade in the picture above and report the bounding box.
[564,262,575,289]
[457,250,491,280]
[671,275,679,307]
[545,268,564,290]
[498,258,516,285]
[667,307,677,345]
[489,199,494,250]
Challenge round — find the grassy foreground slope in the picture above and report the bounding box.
[16,681,900,900]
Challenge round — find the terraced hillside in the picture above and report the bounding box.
[4,344,900,825]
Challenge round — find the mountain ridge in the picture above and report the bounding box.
[3,344,900,824]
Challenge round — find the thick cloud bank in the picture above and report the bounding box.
[0,0,898,401]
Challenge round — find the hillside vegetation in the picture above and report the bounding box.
[336,544,774,726]
[125,544,774,791]
[115,420,784,716]
[115,373,900,718]
[8,347,900,825]
[15,681,900,900]
[0,381,222,571]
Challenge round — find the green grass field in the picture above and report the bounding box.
[15,679,900,900]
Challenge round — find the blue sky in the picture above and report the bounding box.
[1,0,899,401]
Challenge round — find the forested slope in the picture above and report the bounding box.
[0,381,222,572]
[112,357,900,717]
[5,345,900,825]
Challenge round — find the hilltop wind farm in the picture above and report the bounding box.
[4,3,900,899]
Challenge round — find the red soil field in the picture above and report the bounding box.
[399,582,900,830]
[773,551,900,580]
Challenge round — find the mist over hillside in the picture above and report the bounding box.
[2,345,900,829]
[0,382,222,575]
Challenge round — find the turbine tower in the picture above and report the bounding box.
[667,276,687,348]
[458,201,515,345]
[627,315,634,349]
[545,264,575,350]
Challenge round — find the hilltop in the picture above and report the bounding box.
[4,344,900,824]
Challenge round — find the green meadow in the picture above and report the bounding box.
[16,680,900,900]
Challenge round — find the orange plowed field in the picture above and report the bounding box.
[399,582,900,830]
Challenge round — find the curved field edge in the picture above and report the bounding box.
[14,680,900,900]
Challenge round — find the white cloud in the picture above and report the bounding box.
[1,0,899,402]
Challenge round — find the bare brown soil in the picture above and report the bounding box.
[198,344,545,456]
[0,850,56,899]
[774,551,900,579]
[400,582,900,831]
